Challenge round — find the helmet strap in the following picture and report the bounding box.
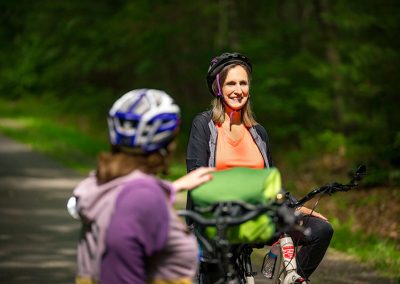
[216,73,223,97]
[228,109,241,130]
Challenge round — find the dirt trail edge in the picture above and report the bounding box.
[0,134,395,284]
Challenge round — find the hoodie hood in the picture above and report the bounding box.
[73,170,145,223]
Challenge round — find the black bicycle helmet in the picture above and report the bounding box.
[206,52,252,96]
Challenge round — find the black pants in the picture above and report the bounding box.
[198,216,333,282]
[287,215,334,278]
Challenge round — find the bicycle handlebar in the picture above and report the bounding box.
[287,164,367,208]
[178,201,281,227]
[179,165,366,235]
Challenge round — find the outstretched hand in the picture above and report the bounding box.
[172,167,215,193]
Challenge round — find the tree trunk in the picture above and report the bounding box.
[314,0,345,130]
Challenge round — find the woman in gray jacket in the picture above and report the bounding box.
[185,53,333,281]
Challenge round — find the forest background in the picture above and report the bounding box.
[0,0,399,278]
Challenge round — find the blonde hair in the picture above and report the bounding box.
[211,64,257,127]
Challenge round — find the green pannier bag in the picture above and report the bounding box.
[190,167,282,244]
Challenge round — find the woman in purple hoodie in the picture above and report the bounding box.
[70,89,214,284]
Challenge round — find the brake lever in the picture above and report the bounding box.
[349,164,367,186]
[284,191,299,207]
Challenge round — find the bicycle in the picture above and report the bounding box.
[180,198,294,284]
[261,164,367,284]
[178,165,366,284]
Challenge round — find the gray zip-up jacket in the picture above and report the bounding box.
[186,111,273,172]
[185,111,274,220]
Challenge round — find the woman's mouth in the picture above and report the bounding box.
[229,97,243,102]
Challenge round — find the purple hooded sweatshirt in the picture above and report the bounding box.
[73,170,198,284]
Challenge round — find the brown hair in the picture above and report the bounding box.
[211,63,257,127]
[96,144,174,184]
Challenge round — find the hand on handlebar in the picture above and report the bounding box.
[275,206,311,237]
[172,167,215,193]
[296,206,328,222]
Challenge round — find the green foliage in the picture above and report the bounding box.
[0,0,399,183]
[304,130,346,152]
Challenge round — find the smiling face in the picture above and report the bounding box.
[222,65,250,111]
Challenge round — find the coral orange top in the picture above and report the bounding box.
[215,124,264,170]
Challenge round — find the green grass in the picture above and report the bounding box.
[0,116,107,172]
[330,218,400,278]
[0,97,108,172]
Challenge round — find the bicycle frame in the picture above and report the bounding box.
[180,165,367,284]
[179,201,290,284]
[262,235,305,284]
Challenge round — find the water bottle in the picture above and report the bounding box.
[261,244,279,278]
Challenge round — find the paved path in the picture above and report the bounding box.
[0,134,395,284]
[0,135,82,283]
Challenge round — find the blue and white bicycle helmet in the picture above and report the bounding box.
[108,89,180,154]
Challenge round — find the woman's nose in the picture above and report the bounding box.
[234,83,242,94]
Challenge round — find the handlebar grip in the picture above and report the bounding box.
[177,210,217,226]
